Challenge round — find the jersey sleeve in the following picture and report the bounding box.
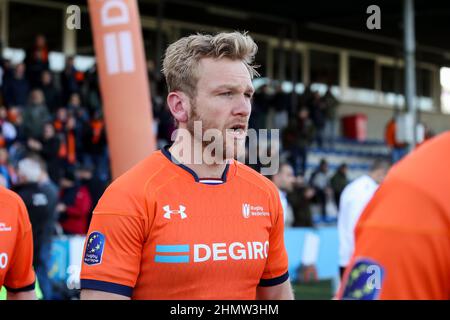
[4,196,35,292]
[259,186,289,287]
[337,179,450,300]
[80,182,153,298]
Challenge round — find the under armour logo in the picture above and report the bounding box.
[163,205,187,220]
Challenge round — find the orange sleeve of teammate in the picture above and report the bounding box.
[338,179,450,300]
[4,197,35,292]
[80,183,153,297]
[259,186,289,286]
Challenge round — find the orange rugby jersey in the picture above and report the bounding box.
[0,186,35,292]
[80,146,289,299]
[337,132,450,300]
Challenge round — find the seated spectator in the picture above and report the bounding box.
[322,85,339,147]
[57,169,92,235]
[75,164,107,227]
[7,107,27,149]
[288,175,316,227]
[0,148,17,188]
[40,70,61,114]
[23,89,51,139]
[2,63,29,107]
[309,159,332,220]
[330,163,349,208]
[25,34,49,88]
[60,56,80,104]
[53,107,68,134]
[270,162,296,228]
[14,156,54,299]
[27,122,62,185]
[84,110,109,182]
[308,91,326,148]
[283,107,315,175]
[0,106,17,148]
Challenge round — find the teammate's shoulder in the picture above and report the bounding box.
[0,186,29,226]
[234,161,278,194]
[0,185,26,208]
[392,131,450,179]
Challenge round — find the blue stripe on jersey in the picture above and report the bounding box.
[155,255,190,263]
[156,244,190,253]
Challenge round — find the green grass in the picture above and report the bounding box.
[292,280,334,300]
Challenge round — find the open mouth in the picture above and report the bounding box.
[227,124,247,137]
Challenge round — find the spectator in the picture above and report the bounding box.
[309,159,332,220]
[23,89,51,139]
[337,159,390,278]
[40,70,61,114]
[67,93,90,162]
[330,163,349,208]
[27,122,62,185]
[283,107,315,175]
[8,106,26,144]
[2,63,30,107]
[271,83,290,130]
[53,107,68,134]
[75,164,107,227]
[0,148,17,188]
[84,110,109,181]
[60,56,80,104]
[288,175,316,227]
[385,116,408,163]
[250,84,270,131]
[322,86,339,147]
[57,169,92,235]
[308,91,326,148]
[25,34,49,88]
[13,157,54,299]
[0,106,17,148]
[84,64,101,114]
[271,162,296,228]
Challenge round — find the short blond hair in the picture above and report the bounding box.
[162,31,258,99]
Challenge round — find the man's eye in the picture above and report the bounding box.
[221,92,232,97]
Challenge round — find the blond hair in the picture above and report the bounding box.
[162,31,258,99]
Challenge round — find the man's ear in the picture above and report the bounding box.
[167,91,189,123]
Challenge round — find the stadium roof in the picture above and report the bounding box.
[53,0,450,66]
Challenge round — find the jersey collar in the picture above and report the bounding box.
[161,145,232,184]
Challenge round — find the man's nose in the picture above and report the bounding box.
[231,95,251,117]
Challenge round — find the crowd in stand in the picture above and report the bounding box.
[0,35,109,299]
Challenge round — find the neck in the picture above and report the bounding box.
[169,137,229,180]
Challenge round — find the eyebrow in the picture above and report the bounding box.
[213,84,255,94]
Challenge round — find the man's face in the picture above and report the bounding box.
[185,58,253,161]
[276,164,296,192]
[373,167,389,184]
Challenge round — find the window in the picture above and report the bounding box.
[273,48,302,83]
[142,28,168,68]
[9,2,63,51]
[416,68,432,98]
[254,41,267,78]
[309,50,338,85]
[349,56,375,89]
[77,11,94,55]
[381,65,404,94]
